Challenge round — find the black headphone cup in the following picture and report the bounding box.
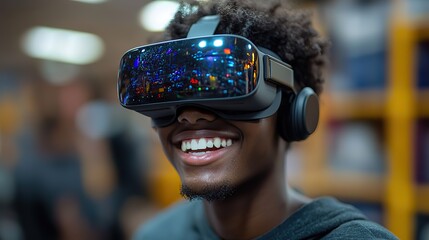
[278,88,319,142]
[303,92,319,134]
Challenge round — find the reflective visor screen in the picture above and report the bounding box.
[118,36,259,106]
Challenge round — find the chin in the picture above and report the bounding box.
[180,182,236,202]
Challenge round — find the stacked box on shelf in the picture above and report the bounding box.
[327,120,386,174]
[417,41,429,89]
[416,214,429,240]
[321,0,390,92]
[416,119,429,184]
[416,39,429,183]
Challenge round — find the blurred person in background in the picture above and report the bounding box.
[0,77,24,240]
[13,79,97,240]
[117,0,399,239]
[13,77,150,240]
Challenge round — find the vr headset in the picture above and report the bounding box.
[117,15,319,141]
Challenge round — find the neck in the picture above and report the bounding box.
[203,160,309,240]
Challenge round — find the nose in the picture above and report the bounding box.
[177,107,217,124]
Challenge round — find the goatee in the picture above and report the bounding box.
[180,183,235,202]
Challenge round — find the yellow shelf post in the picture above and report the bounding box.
[385,12,417,240]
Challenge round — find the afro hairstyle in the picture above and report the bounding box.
[163,0,329,94]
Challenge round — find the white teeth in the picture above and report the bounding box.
[198,139,207,150]
[191,139,198,150]
[180,137,233,152]
[207,139,213,148]
[214,138,221,148]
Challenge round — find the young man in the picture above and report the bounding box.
[118,0,398,239]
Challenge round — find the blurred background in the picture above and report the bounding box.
[0,0,428,239]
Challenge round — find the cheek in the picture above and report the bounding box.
[239,118,280,169]
[155,127,176,162]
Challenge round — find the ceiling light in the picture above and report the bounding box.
[71,0,108,4]
[21,26,104,65]
[139,1,180,32]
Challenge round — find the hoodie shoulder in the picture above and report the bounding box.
[322,219,399,240]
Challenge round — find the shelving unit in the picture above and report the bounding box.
[291,1,429,240]
[325,91,386,120]
[386,2,429,238]
[290,170,385,203]
[416,185,429,214]
[289,91,386,204]
[418,90,429,117]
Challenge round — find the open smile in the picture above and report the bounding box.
[172,130,239,166]
[181,137,233,153]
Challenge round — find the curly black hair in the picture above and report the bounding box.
[163,0,329,94]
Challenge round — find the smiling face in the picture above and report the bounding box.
[155,107,286,201]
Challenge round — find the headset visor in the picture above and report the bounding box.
[118,35,259,106]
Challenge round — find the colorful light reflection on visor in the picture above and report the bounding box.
[118,35,259,106]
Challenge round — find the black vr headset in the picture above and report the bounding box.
[117,15,319,141]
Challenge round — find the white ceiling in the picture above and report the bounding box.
[0,0,163,82]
